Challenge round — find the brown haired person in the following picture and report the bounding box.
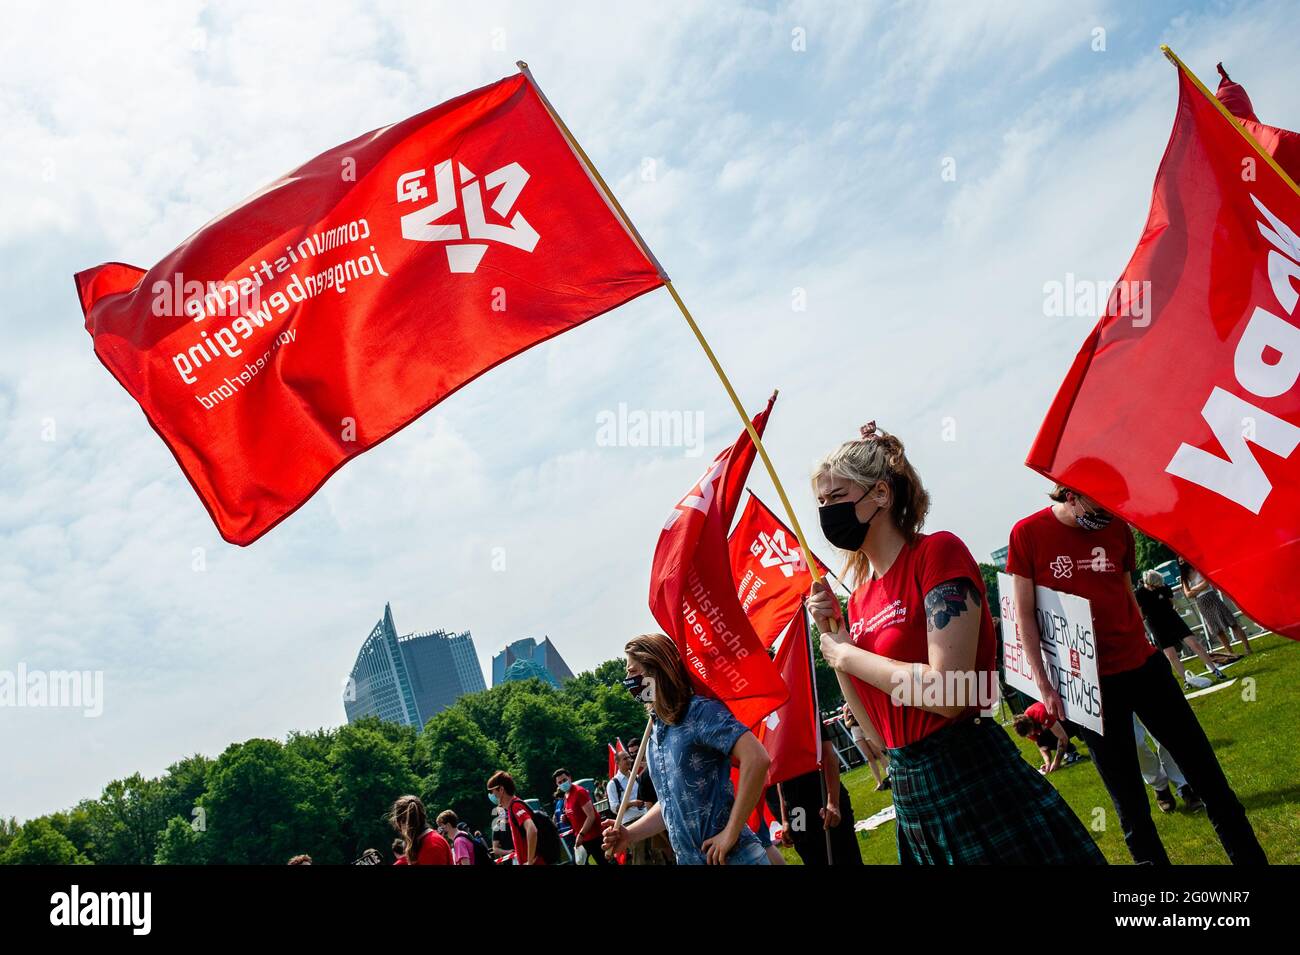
[600,634,772,865]
[808,423,1102,864]
[1007,485,1265,865]
[389,795,452,865]
[486,771,544,865]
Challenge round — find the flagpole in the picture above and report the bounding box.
[1161,46,1300,201]
[517,61,838,612]
[607,714,653,860]
[803,600,834,865]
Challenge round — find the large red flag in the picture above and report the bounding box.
[728,491,831,647]
[1027,63,1300,639]
[76,73,665,545]
[648,396,788,727]
[754,610,822,786]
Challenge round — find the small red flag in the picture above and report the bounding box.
[607,743,617,781]
[754,611,822,786]
[648,396,788,727]
[728,492,831,647]
[76,73,664,545]
[1028,65,1300,639]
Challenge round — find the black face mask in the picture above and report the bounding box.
[622,675,654,703]
[819,490,881,551]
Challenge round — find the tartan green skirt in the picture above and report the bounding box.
[886,717,1106,865]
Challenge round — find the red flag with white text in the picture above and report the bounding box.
[648,396,788,727]
[76,73,665,545]
[1027,65,1300,639]
[728,492,831,647]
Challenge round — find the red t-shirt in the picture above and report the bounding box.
[1024,700,1055,742]
[846,531,996,749]
[563,785,597,844]
[506,798,546,865]
[406,829,452,865]
[1006,507,1154,677]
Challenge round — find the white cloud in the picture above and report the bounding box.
[3,0,1296,821]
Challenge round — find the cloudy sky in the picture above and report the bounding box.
[3,0,1298,821]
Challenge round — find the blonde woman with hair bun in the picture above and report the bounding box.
[808,422,1103,864]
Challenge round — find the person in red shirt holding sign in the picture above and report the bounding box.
[809,423,1102,864]
[1007,485,1266,865]
[388,795,452,866]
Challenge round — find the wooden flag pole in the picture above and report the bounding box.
[517,61,838,613]
[606,714,654,860]
[1160,45,1300,201]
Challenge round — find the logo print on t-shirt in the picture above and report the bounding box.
[1050,555,1073,579]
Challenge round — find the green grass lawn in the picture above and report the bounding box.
[782,633,1300,864]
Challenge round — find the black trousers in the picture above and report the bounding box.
[579,834,613,865]
[790,801,864,866]
[1076,651,1265,865]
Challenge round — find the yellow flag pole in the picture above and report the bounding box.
[1161,45,1300,201]
[517,61,834,603]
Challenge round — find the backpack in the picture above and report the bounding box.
[455,824,493,866]
[510,798,563,864]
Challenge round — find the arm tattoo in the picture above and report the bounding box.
[924,577,982,632]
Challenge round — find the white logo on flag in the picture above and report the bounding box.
[396,160,539,273]
[764,711,780,731]
[749,528,805,578]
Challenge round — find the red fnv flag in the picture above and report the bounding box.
[76,73,664,545]
[728,491,831,647]
[648,396,789,727]
[1028,65,1300,639]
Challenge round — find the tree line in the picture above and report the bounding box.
[1,659,655,865]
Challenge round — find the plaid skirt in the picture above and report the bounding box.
[886,717,1106,865]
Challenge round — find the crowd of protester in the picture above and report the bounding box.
[288,422,1269,867]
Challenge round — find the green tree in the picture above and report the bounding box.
[574,684,646,777]
[328,724,420,858]
[456,678,555,749]
[200,738,342,865]
[154,816,206,865]
[1133,528,1176,572]
[158,754,211,831]
[503,693,587,800]
[80,774,168,865]
[418,707,502,832]
[978,562,1002,614]
[1,817,90,865]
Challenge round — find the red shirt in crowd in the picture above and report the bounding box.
[562,785,597,844]
[846,531,996,750]
[399,829,452,865]
[1024,700,1055,742]
[1006,506,1154,677]
[506,798,545,865]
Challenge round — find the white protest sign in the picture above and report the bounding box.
[997,573,1103,735]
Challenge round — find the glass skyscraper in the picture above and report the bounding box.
[344,604,487,729]
[491,636,575,688]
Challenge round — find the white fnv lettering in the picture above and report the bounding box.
[1166,194,1300,512]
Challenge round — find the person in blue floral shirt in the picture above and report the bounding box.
[601,633,771,865]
